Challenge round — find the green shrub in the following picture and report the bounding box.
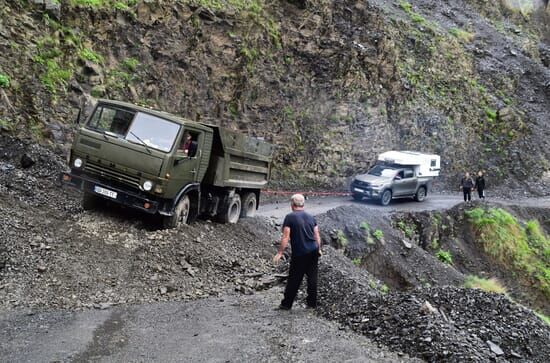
[0,73,9,88]
[360,222,370,231]
[464,275,507,294]
[336,230,348,249]
[352,258,361,266]
[436,249,453,264]
[396,220,415,239]
[122,57,140,72]
[373,229,384,241]
[79,48,103,64]
[380,284,390,294]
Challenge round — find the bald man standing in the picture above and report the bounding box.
[273,194,322,310]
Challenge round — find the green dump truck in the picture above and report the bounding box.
[60,99,273,228]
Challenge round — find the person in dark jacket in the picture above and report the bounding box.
[460,172,475,202]
[273,194,322,310]
[475,171,486,199]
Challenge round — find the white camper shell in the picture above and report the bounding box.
[377,151,440,178]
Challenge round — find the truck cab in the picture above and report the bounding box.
[61,99,272,228]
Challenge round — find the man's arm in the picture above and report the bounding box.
[273,226,291,263]
[314,225,322,256]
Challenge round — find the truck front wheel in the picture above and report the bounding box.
[163,195,190,229]
[240,192,257,218]
[380,190,392,206]
[220,195,241,224]
[82,192,100,210]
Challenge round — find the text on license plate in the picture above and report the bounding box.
[94,186,117,199]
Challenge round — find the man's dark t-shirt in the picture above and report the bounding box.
[283,210,318,257]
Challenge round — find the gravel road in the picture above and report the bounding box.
[0,288,418,363]
[258,194,550,220]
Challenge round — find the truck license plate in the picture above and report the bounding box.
[94,186,117,199]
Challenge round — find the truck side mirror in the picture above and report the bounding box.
[75,107,82,124]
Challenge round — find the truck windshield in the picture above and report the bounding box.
[87,105,180,152]
[368,165,397,177]
[125,112,180,152]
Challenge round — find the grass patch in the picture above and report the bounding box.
[465,207,550,300]
[535,311,550,326]
[448,27,475,42]
[373,229,384,241]
[464,275,507,294]
[352,258,361,266]
[380,284,390,294]
[79,48,103,64]
[0,73,9,88]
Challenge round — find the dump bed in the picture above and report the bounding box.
[203,126,273,189]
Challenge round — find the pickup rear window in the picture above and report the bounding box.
[87,105,180,152]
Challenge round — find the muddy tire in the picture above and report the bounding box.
[380,190,392,206]
[82,192,100,210]
[414,186,427,202]
[240,192,257,218]
[163,195,190,229]
[220,195,241,224]
[352,193,363,201]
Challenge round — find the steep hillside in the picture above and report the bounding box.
[0,0,549,191]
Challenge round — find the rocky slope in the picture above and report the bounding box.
[0,0,549,192]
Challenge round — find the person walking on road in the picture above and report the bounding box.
[460,172,475,202]
[475,170,486,199]
[273,194,322,310]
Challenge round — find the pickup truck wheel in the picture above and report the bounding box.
[163,195,190,229]
[240,193,257,218]
[380,190,392,206]
[414,186,427,202]
[82,192,100,210]
[221,195,241,224]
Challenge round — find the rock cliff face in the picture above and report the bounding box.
[0,0,549,192]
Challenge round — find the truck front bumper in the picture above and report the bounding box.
[59,172,161,214]
[350,184,382,200]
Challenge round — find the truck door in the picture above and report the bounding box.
[172,129,204,185]
[401,169,417,196]
[393,169,416,196]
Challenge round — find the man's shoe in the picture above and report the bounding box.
[277,304,291,311]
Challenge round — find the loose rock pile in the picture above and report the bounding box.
[318,265,550,363]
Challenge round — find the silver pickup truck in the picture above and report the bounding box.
[350,164,432,206]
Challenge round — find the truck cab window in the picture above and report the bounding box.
[178,131,199,157]
[87,106,135,136]
[404,169,414,178]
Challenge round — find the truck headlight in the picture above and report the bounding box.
[73,158,83,168]
[143,180,153,191]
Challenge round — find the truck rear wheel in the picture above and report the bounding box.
[163,195,190,229]
[82,192,100,210]
[414,186,427,202]
[240,193,257,218]
[380,190,392,206]
[220,195,241,224]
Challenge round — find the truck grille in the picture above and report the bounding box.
[85,161,141,189]
[353,180,370,188]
